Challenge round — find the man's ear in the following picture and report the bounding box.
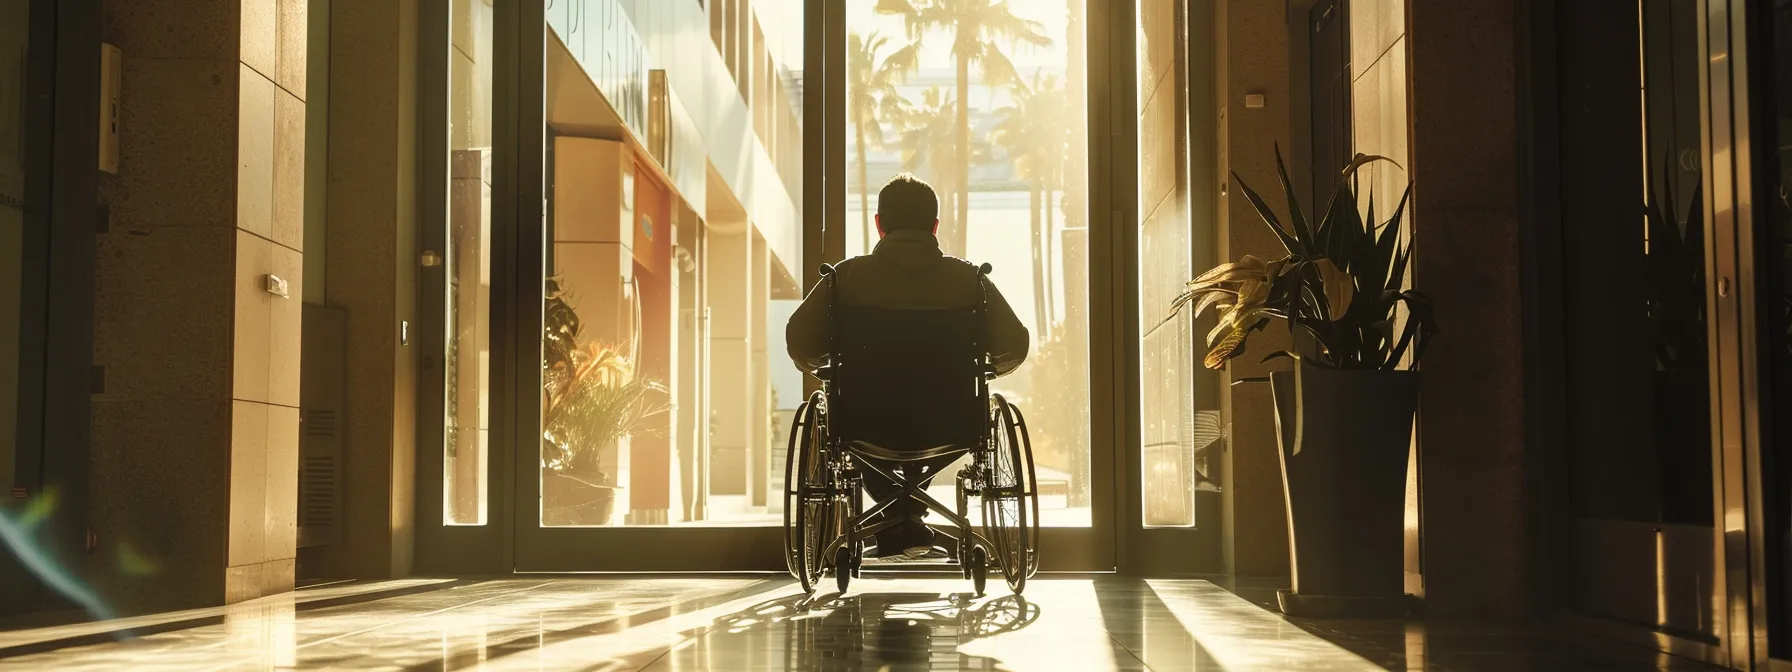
[930,218,941,235]
[875,214,886,238]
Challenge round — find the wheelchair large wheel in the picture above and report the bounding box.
[1006,403,1042,580]
[983,394,1040,593]
[783,392,834,593]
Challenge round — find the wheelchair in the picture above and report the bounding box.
[783,263,1041,596]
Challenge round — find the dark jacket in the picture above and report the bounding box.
[785,230,1030,376]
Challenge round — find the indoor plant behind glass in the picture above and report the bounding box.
[1168,147,1437,617]
[1644,175,1712,525]
[541,280,668,526]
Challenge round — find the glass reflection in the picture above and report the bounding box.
[843,0,1092,528]
[539,0,806,526]
[443,0,495,526]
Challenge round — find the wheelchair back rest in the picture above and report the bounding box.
[829,305,988,451]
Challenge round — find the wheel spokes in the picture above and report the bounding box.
[982,396,1032,591]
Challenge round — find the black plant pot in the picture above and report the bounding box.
[1270,366,1420,618]
[541,470,618,527]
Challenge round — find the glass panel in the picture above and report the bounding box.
[0,0,28,493]
[539,0,805,526]
[443,0,495,525]
[1135,0,1201,528]
[1560,0,1713,634]
[1764,0,1792,655]
[840,0,1092,527]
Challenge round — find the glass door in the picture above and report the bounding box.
[1735,0,1792,665]
[836,0,1108,570]
[1697,0,1792,666]
[420,0,1122,573]
[1764,1,1792,663]
[497,0,811,570]
[516,0,1118,573]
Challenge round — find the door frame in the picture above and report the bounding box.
[1717,0,1792,668]
[409,0,1141,573]
[1698,0,1775,667]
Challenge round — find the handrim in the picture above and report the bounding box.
[983,395,1035,593]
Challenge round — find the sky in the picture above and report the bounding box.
[759,0,1077,75]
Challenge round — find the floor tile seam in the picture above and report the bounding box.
[285,579,564,653]
[1104,629,1155,671]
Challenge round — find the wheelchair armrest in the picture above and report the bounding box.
[811,364,836,381]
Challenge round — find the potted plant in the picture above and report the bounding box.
[1168,148,1436,617]
[541,280,668,526]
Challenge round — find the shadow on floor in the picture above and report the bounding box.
[658,590,1041,670]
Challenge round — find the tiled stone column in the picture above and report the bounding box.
[750,232,770,508]
[1215,0,1293,579]
[1407,0,1528,619]
[707,228,753,498]
[92,0,307,611]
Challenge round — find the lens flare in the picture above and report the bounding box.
[0,490,118,621]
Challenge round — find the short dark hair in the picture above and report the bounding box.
[876,174,939,233]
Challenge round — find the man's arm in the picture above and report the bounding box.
[984,281,1030,376]
[785,277,833,374]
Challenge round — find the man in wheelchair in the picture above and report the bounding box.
[785,174,1030,560]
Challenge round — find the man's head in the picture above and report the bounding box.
[874,173,939,237]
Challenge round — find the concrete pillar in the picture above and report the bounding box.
[707,229,752,498]
[677,208,703,522]
[693,226,713,518]
[315,0,418,577]
[551,137,636,525]
[750,231,770,508]
[90,0,309,610]
[1214,0,1292,579]
[1407,0,1528,619]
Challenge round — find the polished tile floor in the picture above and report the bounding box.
[0,576,1727,671]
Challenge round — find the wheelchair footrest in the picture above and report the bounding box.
[861,555,961,568]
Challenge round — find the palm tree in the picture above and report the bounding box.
[898,87,962,198]
[848,32,919,253]
[992,71,1068,333]
[877,0,1053,258]
[899,87,990,227]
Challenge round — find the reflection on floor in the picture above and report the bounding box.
[0,577,1725,671]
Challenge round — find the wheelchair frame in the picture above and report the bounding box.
[782,263,1042,596]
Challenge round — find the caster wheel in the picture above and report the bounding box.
[969,546,988,596]
[836,547,854,594]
